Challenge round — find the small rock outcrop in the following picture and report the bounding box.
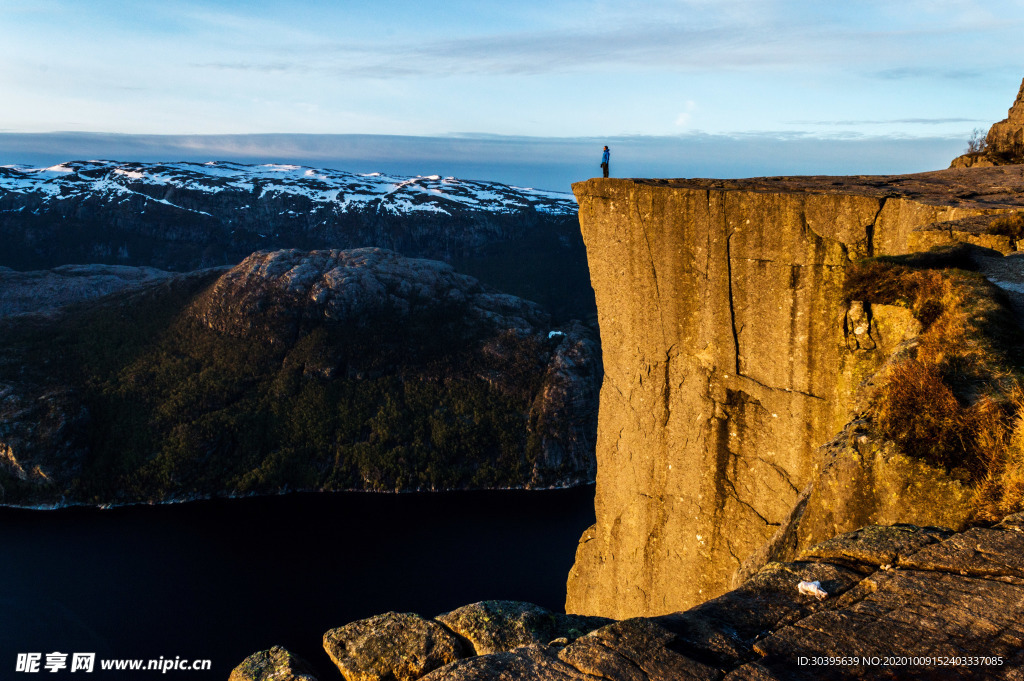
[0,382,88,503]
[951,77,1024,168]
[192,248,548,342]
[229,646,319,681]
[323,612,465,681]
[436,601,611,656]
[239,519,1024,679]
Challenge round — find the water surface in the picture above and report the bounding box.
[0,487,595,679]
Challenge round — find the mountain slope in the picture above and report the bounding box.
[0,249,600,507]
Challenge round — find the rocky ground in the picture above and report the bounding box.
[232,516,1024,680]
[0,263,207,318]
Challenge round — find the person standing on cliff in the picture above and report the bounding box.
[600,146,610,178]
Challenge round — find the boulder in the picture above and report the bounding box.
[228,646,319,681]
[436,601,610,655]
[951,77,1024,167]
[323,612,465,681]
[418,645,585,681]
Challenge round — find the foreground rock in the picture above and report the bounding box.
[436,601,611,655]
[229,646,319,681]
[451,519,1024,679]
[567,167,1024,618]
[323,612,464,681]
[239,519,1024,679]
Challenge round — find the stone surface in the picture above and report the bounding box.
[567,168,1024,619]
[795,524,953,571]
[229,646,319,681]
[233,523,1024,680]
[908,215,1022,255]
[792,423,976,554]
[559,618,722,681]
[365,522,1024,680]
[323,612,465,681]
[419,645,587,681]
[436,601,610,655]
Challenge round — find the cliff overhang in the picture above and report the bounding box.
[568,166,1024,618]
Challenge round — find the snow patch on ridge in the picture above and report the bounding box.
[0,160,577,218]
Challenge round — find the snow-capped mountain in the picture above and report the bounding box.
[0,160,582,279]
[0,160,576,218]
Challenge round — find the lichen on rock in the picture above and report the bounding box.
[436,600,610,656]
[229,646,319,681]
[323,612,465,681]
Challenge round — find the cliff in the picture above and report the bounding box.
[567,167,1024,618]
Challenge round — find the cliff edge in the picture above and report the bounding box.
[567,167,1024,618]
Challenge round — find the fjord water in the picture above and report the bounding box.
[0,487,595,679]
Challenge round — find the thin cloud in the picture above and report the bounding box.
[873,67,987,81]
[188,22,901,79]
[183,5,1024,81]
[786,117,986,126]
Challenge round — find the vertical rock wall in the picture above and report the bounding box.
[566,173,1022,618]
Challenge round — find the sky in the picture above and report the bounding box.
[2,0,1024,190]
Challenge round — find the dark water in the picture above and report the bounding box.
[0,487,595,679]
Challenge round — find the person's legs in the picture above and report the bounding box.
[602,163,609,178]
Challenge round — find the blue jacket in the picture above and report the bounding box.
[601,149,610,164]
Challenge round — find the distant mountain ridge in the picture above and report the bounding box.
[0,160,576,219]
[0,159,591,320]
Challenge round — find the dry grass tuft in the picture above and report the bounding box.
[846,247,1024,519]
[872,360,1007,477]
[989,212,1024,241]
[972,390,1024,522]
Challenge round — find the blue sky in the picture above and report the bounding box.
[2,1,1023,189]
